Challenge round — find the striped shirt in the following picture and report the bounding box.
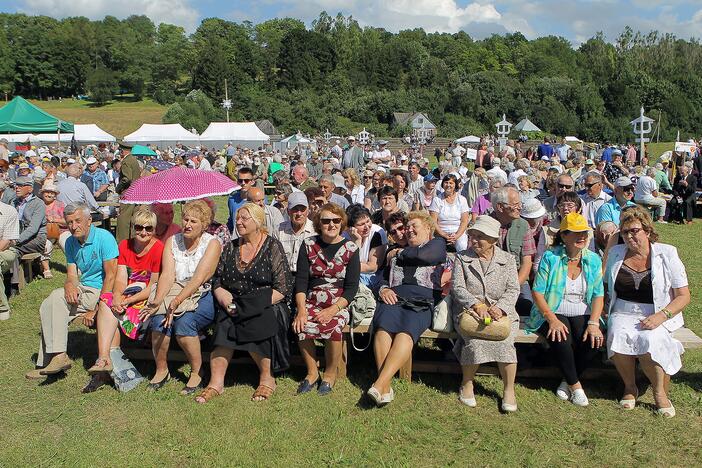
[273,218,316,273]
[0,202,19,241]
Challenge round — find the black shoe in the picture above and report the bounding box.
[318,381,334,396]
[296,377,320,395]
[147,373,170,391]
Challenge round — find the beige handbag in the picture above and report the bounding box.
[458,303,511,341]
[152,281,207,317]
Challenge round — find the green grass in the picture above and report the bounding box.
[27,98,167,140]
[0,199,700,466]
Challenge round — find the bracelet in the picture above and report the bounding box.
[661,308,674,320]
[587,320,599,327]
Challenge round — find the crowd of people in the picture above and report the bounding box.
[6,133,697,417]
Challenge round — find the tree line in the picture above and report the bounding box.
[1,11,701,141]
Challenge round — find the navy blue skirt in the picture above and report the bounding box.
[372,285,435,343]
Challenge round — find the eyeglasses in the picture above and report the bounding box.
[558,202,577,209]
[501,202,522,210]
[320,217,342,225]
[237,215,253,223]
[237,178,253,184]
[134,224,154,233]
[621,227,644,237]
[584,182,600,189]
[622,186,635,193]
[557,184,573,189]
[389,225,405,236]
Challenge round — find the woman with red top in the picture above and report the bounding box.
[88,208,164,374]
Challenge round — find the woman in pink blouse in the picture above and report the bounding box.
[39,182,68,279]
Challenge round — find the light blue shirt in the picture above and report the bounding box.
[65,225,118,290]
[594,197,635,227]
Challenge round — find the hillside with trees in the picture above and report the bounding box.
[1,12,700,141]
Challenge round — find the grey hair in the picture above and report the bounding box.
[319,174,334,185]
[516,158,530,171]
[491,186,518,209]
[64,202,91,218]
[584,171,603,183]
[66,163,83,178]
[646,166,657,177]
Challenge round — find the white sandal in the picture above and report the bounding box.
[458,387,477,407]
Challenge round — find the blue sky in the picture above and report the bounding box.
[4,0,702,45]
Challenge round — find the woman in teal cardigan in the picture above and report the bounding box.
[526,212,605,407]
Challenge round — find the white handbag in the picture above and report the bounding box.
[431,295,454,333]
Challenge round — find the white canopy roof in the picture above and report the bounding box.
[564,136,582,143]
[124,123,199,147]
[30,124,117,144]
[200,122,269,142]
[514,118,542,132]
[455,135,481,144]
[0,133,33,142]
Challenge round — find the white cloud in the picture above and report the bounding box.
[21,0,200,32]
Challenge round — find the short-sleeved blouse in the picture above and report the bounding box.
[117,238,164,284]
[171,232,216,283]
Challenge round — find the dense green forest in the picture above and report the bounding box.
[1,11,701,141]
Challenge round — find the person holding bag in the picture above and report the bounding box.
[196,203,292,404]
[526,212,605,407]
[140,200,221,394]
[451,215,520,412]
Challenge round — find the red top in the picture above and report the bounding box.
[117,239,164,285]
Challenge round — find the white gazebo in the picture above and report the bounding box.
[513,118,542,133]
[199,122,270,150]
[123,123,200,148]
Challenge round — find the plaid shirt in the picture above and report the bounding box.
[0,201,19,241]
[273,218,316,273]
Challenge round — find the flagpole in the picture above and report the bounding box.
[57,119,61,152]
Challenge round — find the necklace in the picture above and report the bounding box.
[567,251,582,262]
[238,233,265,270]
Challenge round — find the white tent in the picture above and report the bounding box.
[514,118,542,133]
[199,122,270,150]
[123,123,200,148]
[74,124,116,143]
[564,136,582,143]
[455,135,481,144]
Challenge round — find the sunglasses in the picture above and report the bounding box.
[622,186,635,193]
[134,224,154,233]
[621,227,644,237]
[557,184,573,189]
[584,182,600,188]
[389,225,405,236]
[238,178,253,184]
[320,217,342,225]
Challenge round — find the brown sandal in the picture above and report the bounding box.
[251,384,275,402]
[195,386,221,404]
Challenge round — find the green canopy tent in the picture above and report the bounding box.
[0,96,74,133]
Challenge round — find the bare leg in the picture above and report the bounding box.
[323,340,343,386]
[460,364,479,397]
[207,346,233,394]
[373,328,393,371]
[96,302,119,363]
[41,259,50,274]
[639,353,671,408]
[611,353,638,400]
[175,335,203,387]
[250,351,276,401]
[150,331,171,383]
[372,332,414,394]
[297,339,319,382]
[498,362,517,406]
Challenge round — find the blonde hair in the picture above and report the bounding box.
[342,168,360,188]
[237,202,267,233]
[407,210,436,236]
[620,205,659,243]
[182,200,213,226]
[131,207,157,229]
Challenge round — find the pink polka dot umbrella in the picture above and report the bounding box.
[120,166,239,204]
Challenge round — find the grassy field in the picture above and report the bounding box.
[0,201,700,466]
[26,98,167,140]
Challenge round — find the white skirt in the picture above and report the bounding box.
[607,299,684,375]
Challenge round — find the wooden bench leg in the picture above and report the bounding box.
[399,353,412,382]
[337,337,348,379]
[17,261,26,291]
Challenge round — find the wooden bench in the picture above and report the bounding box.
[18,252,42,290]
[338,318,702,381]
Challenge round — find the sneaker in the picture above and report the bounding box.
[570,388,589,407]
[555,380,570,401]
[657,220,668,224]
[42,270,53,279]
[0,310,9,321]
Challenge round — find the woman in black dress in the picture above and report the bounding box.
[195,203,292,403]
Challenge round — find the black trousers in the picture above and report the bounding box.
[537,314,600,385]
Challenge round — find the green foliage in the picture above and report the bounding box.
[162,89,222,133]
[85,66,119,105]
[4,12,702,141]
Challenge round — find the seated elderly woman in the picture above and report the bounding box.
[293,203,360,396]
[202,197,231,248]
[527,212,604,407]
[89,208,164,374]
[39,181,69,279]
[534,191,585,272]
[429,173,470,253]
[196,203,292,404]
[605,206,690,417]
[272,183,294,220]
[367,211,447,406]
[451,215,520,412]
[152,202,181,243]
[140,200,221,394]
[345,204,387,290]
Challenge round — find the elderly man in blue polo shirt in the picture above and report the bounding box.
[595,176,637,227]
[26,202,118,379]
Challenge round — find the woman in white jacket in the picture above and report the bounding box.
[605,206,690,417]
